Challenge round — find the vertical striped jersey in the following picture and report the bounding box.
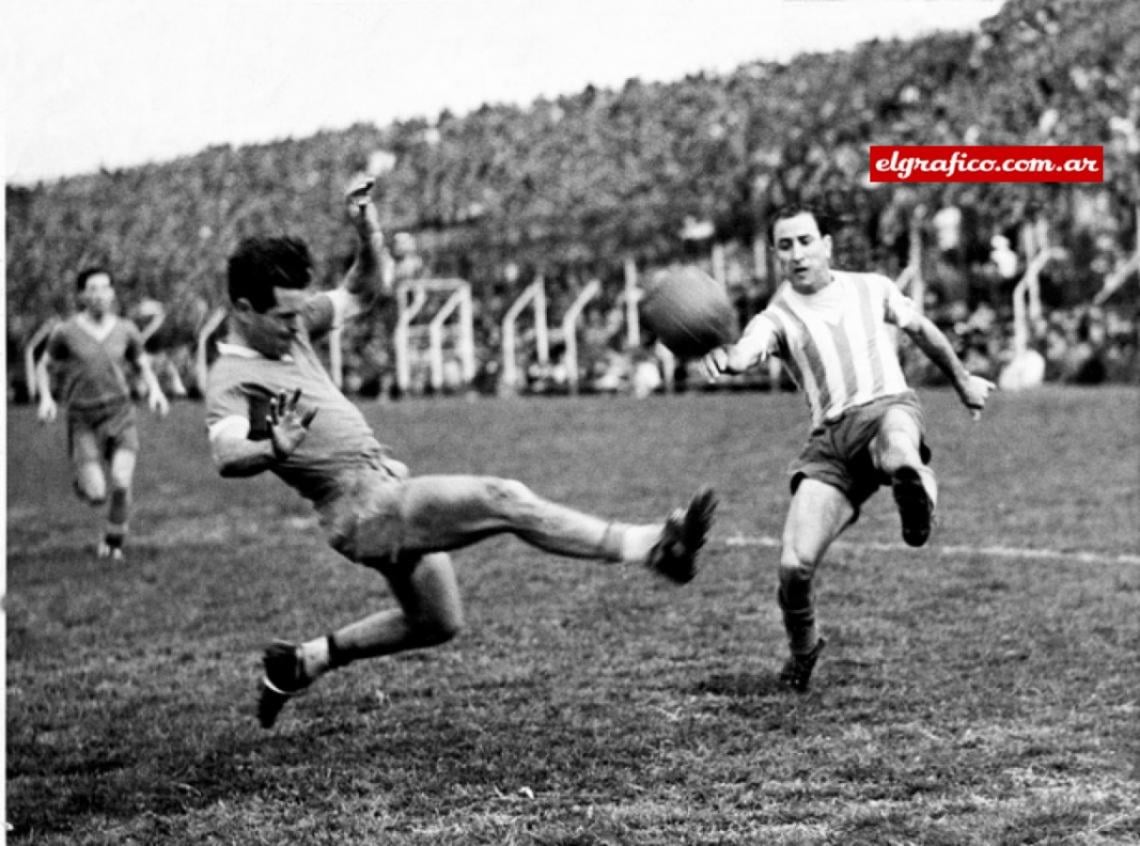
[747,271,921,430]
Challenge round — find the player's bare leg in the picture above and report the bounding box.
[776,479,853,691]
[99,448,136,559]
[72,427,108,506]
[328,552,464,663]
[258,553,463,729]
[257,478,714,727]
[393,475,716,582]
[74,460,107,506]
[872,408,937,547]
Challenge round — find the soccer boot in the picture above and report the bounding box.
[646,486,718,584]
[258,640,311,729]
[96,540,124,561]
[891,467,934,548]
[778,637,826,693]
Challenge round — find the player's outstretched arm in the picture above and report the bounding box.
[35,351,58,423]
[340,176,392,304]
[211,389,317,478]
[137,354,170,417]
[137,300,166,344]
[702,315,775,380]
[904,316,996,420]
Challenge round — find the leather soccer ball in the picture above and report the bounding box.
[640,266,737,358]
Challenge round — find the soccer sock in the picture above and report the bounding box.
[300,636,333,680]
[918,466,938,509]
[778,584,818,655]
[108,487,130,526]
[617,523,660,564]
[103,522,128,551]
[105,488,130,549]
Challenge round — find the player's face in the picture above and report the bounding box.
[773,213,833,293]
[80,273,115,318]
[241,288,307,359]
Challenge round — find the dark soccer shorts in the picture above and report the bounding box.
[68,400,139,467]
[788,391,931,517]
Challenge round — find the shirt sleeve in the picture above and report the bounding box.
[880,274,921,330]
[45,325,69,361]
[736,311,779,362]
[204,363,253,432]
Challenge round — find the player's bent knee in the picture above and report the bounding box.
[777,560,814,608]
[875,420,922,476]
[876,440,920,476]
[483,477,540,514]
[78,488,107,506]
[405,551,463,645]
[413,610,463,646]
[435,612,464,644]
[778,548,817,587]
[780,539,820,574]
[75,469,107,505]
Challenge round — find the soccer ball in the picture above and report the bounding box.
[639,266,737,358]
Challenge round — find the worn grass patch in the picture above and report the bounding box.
[7,386,1140,844]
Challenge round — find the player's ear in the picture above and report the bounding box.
[232,298,256,316]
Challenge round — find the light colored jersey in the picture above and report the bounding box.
[205,292,387,505]
[47,316,142,413]
[748,271,920,430]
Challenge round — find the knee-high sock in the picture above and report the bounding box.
[105,487,131,547]
[778,582,817,655]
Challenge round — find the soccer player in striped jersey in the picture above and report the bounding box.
[36,267,171,559]
[702,203,994,692]
[206,177,716,729]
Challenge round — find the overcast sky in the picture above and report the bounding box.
[4,0,1003,184]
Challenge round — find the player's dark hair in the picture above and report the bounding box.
[767,203,832,243]
[76,266,111,292]
[227,236,313,313]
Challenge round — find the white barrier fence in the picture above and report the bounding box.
[394,278,475,395]
[500,279,549,391]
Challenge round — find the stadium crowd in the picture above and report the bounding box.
[7,0,1139,402]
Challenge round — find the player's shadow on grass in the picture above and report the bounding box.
[692,671,787,698]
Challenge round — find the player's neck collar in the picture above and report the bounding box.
[76,312,117,340]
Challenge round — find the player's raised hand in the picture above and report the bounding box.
[957,373,997,421]
[267,388,318,459]
[345,175,379,233]
[37,396,58,424]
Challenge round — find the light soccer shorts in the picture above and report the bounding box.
[316,453,411,565]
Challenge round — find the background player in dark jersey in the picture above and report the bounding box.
[206,178,717,728]
[36,267,170,559]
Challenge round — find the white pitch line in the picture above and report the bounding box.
[724,534,1140,566]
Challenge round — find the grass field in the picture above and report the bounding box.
[6,385,1140,845]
